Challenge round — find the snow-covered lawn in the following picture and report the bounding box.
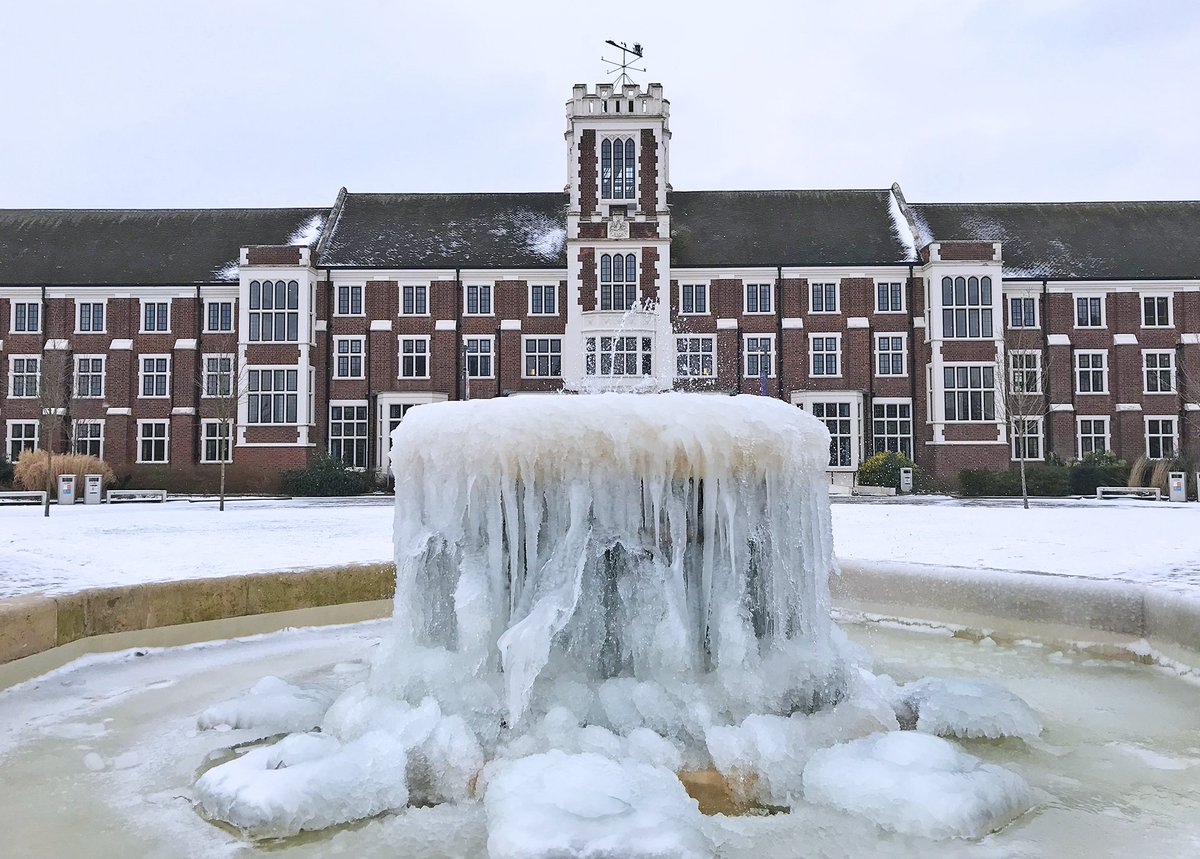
[1,495,1198,599]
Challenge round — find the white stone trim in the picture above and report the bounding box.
[109,338,134,350]
[435,320,457,331]
[45,339,70,350]
[846,317,870,329]
[500,319,523,331]
[105,407,132,415]
[1049,403,1075,412]
[369,320,393,331]
[1113,333,1138,345]
[716,318,739,330]
[314,320,328,332]
[171,407,196,416]
[174,338,198,350]
[781,318,804,329]
[1116,403,1143,412]
[1047,334,1071,346]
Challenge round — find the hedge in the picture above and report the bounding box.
[280,454,376,497]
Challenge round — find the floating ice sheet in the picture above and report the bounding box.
[802,732,1035,840]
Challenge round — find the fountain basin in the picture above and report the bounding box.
[1,614,1198,858]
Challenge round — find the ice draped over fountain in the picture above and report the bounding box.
[380,393,841,722]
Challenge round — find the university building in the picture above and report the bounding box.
[1,81,1198,488]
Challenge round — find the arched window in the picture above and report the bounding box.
[600,137,636,201]
[599,253,638,311]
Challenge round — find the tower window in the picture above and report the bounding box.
[600,137,636,200]
[599,253,638,311]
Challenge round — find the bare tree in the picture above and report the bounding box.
[996,322,1052,510]
[197,340,247,512]
[1177,342,1200,461]
[37,348,72,517]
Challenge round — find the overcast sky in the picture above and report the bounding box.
[3,0,1199,209]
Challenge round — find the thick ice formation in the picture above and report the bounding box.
[380,393,841,723]
[483,751,709,859]
[898,678,1042,741]
[802,732,1035,839]
[197,676,334,735]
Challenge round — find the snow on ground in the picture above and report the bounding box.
[1,495,1199,599]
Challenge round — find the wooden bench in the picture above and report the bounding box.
[1096,486,1161,501]
[0,491,48,505]
[106,489,168,503]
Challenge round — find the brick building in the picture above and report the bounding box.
[2,81,1199,488]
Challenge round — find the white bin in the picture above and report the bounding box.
[84,474,103,505]
[1168,472,1187,503]
[57,474,77,505]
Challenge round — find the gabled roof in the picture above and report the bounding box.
[318,193,569,269]
[0,208,328,285]
[669,189,914,267]
[911,201,1200,279]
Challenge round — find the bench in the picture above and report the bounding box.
[1096,486,1161,501]
[0,491,48,505]
[106,489,168,503]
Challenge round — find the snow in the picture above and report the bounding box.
[802,732,1035,839]
[3,495,1200,600]
[197,675,335,735]
[287,212,326,247]
[898,677,1042,741]
[888,188,919,261]
[212,259,239,280]
[483,751,709,859]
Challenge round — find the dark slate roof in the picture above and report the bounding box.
[319,193,569,268]
[669,189,914,267]
[0,208,328,284]
[911,201,1200,280]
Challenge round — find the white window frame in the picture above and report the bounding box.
[204,300,235,333]
[333,337,366,380]
[679,283,709,315]
[75,299,106,334]
[1140,293,1173,328]
[1076,416,1110,459]
[335,284,365,317]
[246,366,300,425]
[398,336,431,380]
[1007,294,1039,329]
[1073,293,1106,329]
[1009,349,1042,395]
[1074,350,1109,395]
[599,253,638,312]
[74,354,106,399]
[675,334,716,379]
[247,279,300,343]
[136,419,170,464]
[599,134,638,203]
[585,333,655,377]
[400,283,429,317]
[874,332,906,377]
[328,400,369,469]
[809,281,840,314]
[800,398,860,470]
[138,354,172,399]
[200,419,234,464]
[72,419,105,459]
[529,284,558,316]
[943,363,997,422]
[464,284,493,316]
[140,299,171,334]
[8,355,40,399]
[1145,416,1178,460]
[871,398,913,457]
[743,334,776,379]
[744,282,773,315]
[1142,349,1176,395]
[1010,417,1044,462]
[464,335,495,380]
[6,420,39,460]
[202,353,235,398]
[10,301,40,334]
[940,274,995,338]
[809,333,842,378]
[522,335,563,379]
[875,280,905,314]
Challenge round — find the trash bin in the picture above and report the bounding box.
[84,474,103,505]
[899,467,914,494]
[57,474,77,505]
[1168,472,1187,503]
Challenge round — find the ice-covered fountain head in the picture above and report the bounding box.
[381,392,843,722]
[194,392,1042,852]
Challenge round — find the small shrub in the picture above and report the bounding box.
[960,464,1068,497]
[1068,451,1129,495]
[856,451,931,492]
[0,457,12,488]
[1021,463,1069,497]
[14,450,115,496]
[1127,456,1153,488]
[281,454,375,497]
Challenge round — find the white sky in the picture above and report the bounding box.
[2,0,1199,208]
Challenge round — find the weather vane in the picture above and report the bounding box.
[602,40,645,87]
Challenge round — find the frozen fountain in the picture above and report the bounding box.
[190,393,1046,854]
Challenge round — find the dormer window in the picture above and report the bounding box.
[601,137,636,201]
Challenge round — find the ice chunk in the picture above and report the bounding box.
[83,752,106,772]
[194,731,409,838]
[899,678,1041,740]
[197,676,333,735]
[484,751,709,859]
[802,732,1035,839]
